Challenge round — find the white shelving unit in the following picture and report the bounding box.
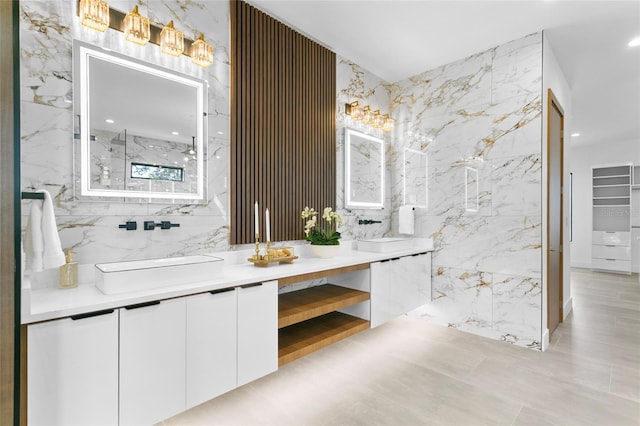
[592,164,632,274]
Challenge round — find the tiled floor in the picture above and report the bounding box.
[162,269,640,425]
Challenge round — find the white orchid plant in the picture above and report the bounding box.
[301,206,343,245]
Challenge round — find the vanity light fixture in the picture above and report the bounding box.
[79,0,110,32]
[344,101,394,132]
[191,34,214,68]
[123,5,150,46]
[160,21,184,57]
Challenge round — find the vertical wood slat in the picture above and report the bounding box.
[230,0,336,244]
[0,1,18,423]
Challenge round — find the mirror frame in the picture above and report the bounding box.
[74,40,207,201]
[403,148,428,208]
[344,127,384,209]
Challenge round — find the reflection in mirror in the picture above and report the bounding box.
[465,166,479,212]
[73,40,207,202]
[345,128,384,209]
[403,148,428,207]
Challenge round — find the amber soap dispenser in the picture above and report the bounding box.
[59,249,78,289]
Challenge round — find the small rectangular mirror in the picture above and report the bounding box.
[345,128,384,209]
[403,148,428,207]
[465,166,479,212]
[73,40,207,202]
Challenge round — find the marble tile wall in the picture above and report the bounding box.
[20,2,391,267]
[336,58,393,240]
[389,34,544,348]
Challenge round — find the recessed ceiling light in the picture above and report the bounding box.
[628,36,640,47]
[571,132,580,137]
[105,119,115,124]
[171,131,179,135]
[217,131,224,135]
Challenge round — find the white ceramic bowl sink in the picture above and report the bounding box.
[357,237,415,253]
[95,255,223,295]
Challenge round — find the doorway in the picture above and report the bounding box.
[547,89,564,335]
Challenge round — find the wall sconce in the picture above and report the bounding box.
[345,101,364,121]
[123,6,150,45]
[344,101,394,132]
[191,34,214,68]
[79,0,109,32]
[160,21,184,56]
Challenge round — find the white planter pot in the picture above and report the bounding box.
[309,244,340,259]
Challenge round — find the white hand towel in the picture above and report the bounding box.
[24,190,65,272]
[398,205,415,235]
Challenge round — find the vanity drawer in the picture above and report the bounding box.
[592,245,631,260]
[592,231,631,246]
[592,258,631,272]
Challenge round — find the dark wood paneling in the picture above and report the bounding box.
[230,0,336,244]
[1,1,18,424]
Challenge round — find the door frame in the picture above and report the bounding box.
[546,88,564,330]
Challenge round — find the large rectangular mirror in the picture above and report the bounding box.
[403,148,428,207]
[73,40,207,202]
[345,128,384,209]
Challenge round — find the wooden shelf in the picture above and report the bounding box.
[278,284,369,328]
[278,263,369,286]
[278,312,370,366]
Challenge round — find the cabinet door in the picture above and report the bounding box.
[399,252,432,310]
[237,281,277,386]
[186,288,237,409]
[28,310,118,426]
[119,298,186,425]
[370,260,393,328]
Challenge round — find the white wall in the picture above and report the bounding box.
[542,33,573,343]
[569,139,640,271]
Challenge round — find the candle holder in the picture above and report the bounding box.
[265,240,273,260]
[253,233,261,260]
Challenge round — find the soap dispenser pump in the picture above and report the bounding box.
[59,249,78,289]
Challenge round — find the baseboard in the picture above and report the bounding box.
[542,329,550,351]
[563,297,573,320]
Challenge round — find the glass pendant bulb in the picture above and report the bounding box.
[123,5,150,46]
[191,34,214,68]
[382,115,395,132]
[79,0,110,32]
[161,21,184,57]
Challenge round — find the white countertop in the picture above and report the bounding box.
[22,240,433,324]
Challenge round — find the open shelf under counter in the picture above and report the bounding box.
[279,284,370,328]
[278,312,370,366]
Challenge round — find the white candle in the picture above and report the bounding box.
[265,208,271,242]
[254,201,259,236]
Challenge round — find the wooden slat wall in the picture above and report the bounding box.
[230,0,336,244]
[0,1,18,424]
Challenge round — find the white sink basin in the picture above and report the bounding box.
[95,255,223,294]
[357,238,415,253]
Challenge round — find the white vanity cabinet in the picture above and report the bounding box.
[27,309,118,426]
[370,252,432,328]
[119,298,186,426]
[237,280,278,386]
[185,288,238,409]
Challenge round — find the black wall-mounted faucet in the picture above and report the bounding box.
[144,221,181,230]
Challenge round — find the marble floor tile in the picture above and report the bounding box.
[161,269,640,426]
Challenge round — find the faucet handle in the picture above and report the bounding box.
[160,221,180,230]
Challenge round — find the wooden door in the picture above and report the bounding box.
[547,89,564,335]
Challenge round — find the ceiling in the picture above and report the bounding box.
[247,0,640,148]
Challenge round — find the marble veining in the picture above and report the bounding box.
[391,33,543,348]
